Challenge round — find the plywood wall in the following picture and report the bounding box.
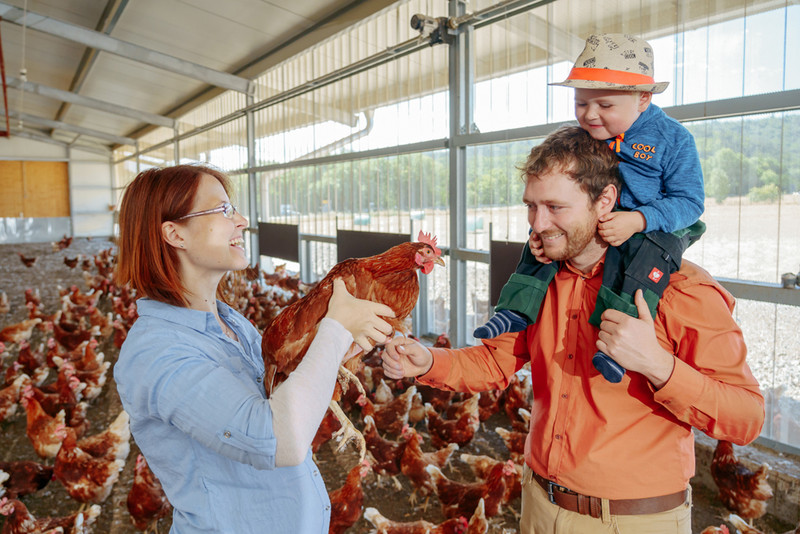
[0,161,69,218]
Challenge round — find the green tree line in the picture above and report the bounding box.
[265,113,800,216]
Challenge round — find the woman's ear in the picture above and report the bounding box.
[162,221,185,250]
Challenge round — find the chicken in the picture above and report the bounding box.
[724,513,764,533]
[53,423,127,504]
[0,375,29,423]
[63,256,80,269]
[0,497,100,534]
[699,526,730,534]
[20,392,66,459]
[0,291,9,314]
[127,454,172,533]
[417,384,460,413]
[16,252,37,268]
[425,395,480,449]
[459,453,522,504]
[358,385,418,436]
[433,333,452,349]
[15,340,46,375]
[400,425,458,506]
[0,319,42,345]
[362,415,406,487]
[52,234,73,251]
[494,427,526,464]
[261,231,444,457]
[425,460,517,519]
[477,389,503,422]
[66,410,130,461]
[364,504,476,534]
[328,459,371,534]
[710,440,773,520]
[0,460,53,499]
[502,372,531,425]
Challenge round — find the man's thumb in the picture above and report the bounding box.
[634,289,653,323]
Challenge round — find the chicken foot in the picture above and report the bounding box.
[336,363,367,399]
[328,400,366,461]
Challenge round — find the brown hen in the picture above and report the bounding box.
[261,231,444,457]
[710,440,773,521]
[127,454,172,533]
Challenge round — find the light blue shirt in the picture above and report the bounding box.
[114,298,331,533]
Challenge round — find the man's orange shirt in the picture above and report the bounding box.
[419,259,764,500]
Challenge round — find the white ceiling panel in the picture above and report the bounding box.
[0,0,390,148]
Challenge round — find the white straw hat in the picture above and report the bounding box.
[550,33,669,94]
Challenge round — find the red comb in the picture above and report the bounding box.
[417,230,441,255]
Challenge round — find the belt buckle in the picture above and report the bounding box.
[546,480,570,505]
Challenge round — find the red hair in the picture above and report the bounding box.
[115,164,232,307]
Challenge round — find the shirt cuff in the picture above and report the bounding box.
[653,356,704,413]
[416,347,454,388]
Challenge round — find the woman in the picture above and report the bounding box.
[114,164,394,532]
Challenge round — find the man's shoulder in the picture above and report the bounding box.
[665,260,735,309]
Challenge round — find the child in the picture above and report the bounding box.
[474,33,705,383]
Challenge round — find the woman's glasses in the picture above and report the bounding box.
[177,202,238,221]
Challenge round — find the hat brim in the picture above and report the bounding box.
[550,78,669,94]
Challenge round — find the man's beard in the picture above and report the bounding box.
[540,212,599,262]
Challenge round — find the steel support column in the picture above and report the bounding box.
[447,0,473,347]
[246,94,259,264]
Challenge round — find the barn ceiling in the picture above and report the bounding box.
[0,0,395,153]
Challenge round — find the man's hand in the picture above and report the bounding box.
[382,336,433,379]
[596,290,674,388]
[528,233,552,264]
[598,211,646,246]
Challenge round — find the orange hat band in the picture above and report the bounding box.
[566,67,656,86]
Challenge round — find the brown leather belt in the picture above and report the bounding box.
[531,470,687,518]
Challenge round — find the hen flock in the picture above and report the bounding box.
[0,237,789,534]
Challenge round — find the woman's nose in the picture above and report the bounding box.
[235,210,248,227]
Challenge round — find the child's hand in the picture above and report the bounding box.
[528,233,552,264]
[598,211,647,247]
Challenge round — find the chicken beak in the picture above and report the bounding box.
[434,256,445,267]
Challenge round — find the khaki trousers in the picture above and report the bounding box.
[520,465,692,534]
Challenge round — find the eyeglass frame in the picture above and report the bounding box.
[175,201,239,221]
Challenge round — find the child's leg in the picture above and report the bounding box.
[590,230,695,382]
[473,243,558,339]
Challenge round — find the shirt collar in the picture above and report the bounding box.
[136,298,236,333]
[560,253,606,279]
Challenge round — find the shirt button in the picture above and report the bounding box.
[325,505,331,511]
[571,314,578,319]
[555,434,562,440]
[256,376,262,383]
[561,394,568,398]
[568,354,574,359]
[224,431,231,438]
[313,470,319,477]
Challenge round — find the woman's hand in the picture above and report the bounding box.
[325,278,395,352]
[382,336,433,379]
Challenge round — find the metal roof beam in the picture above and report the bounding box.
[10,127,111,156]
[0,2,254,95]
[7,76,176,129]
[55,0,129,124]
[6,111,135,145]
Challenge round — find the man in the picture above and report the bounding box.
[382,126,764,534]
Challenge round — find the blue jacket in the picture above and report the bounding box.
[614,103,705,233]
[115,298,336,533]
